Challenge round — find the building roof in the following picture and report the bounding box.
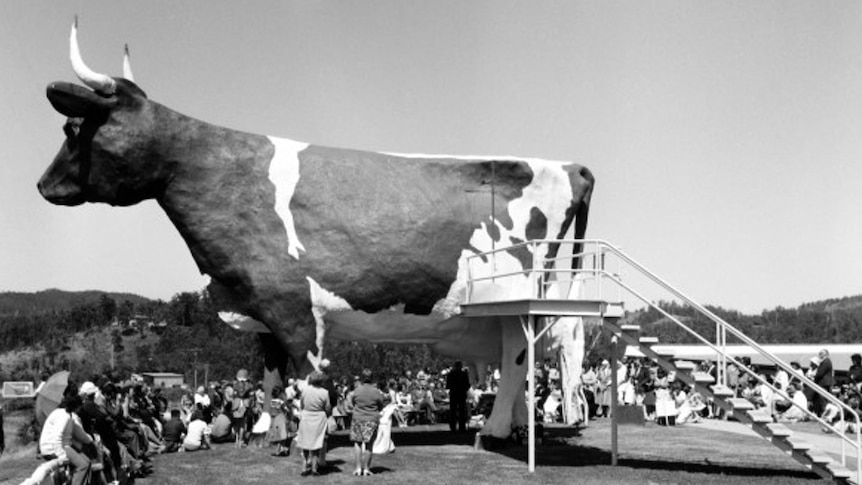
[629,343,861,370]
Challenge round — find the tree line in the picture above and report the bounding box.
[2,289,860,385]
[0,290,450,386]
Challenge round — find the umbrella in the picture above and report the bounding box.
[35,371,70,426]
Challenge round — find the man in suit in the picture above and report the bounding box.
[813,348,834,417]
[446,361,471,433]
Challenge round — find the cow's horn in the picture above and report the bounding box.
[70,16,117,95]
[123,44,135,82]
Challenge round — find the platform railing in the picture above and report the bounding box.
[465,238,861,481]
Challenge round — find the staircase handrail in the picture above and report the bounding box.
[608,275,854,436]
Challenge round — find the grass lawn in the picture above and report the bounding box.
[1,414,832,485]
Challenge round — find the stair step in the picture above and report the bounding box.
[692,372,715,384]
[825,462,854,479]
[604,302,626,318]
[784,436,812,451]
[710,385,735,397]
[765,423,792,437]
[747,411,773,424]
[619,326,640,341]
[806,452,833,465]
[727,398,754,411]
[639,336,659,345]
[674,361,697,371]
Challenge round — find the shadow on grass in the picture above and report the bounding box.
[329,425,820,482]
[482,431,821,481]
[327,428,476,450]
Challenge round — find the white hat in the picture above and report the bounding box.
[79,381,98,395]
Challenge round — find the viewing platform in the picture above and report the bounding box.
[461,298,624,319]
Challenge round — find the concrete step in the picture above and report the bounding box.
[639,336,659,346]
[806,452,833,465]
[747,411,773,424]
[783,436,812,452]
[604,302,626,318]
[674,361,697,371]
[727,398,754,411]
[765,423,792,438]
[692,372,715,384]
[825,462,854,480]
[710,385,734,398]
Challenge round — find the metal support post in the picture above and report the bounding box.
[611,334,619,466]
[527,314,537,473]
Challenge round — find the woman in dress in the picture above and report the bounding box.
[295,371,332,476]
[595,360,612,418]
[394,384,413,427]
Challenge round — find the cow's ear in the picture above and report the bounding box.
[46,82,117,118]
[115,78,147,99]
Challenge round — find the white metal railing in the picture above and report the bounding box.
[465,238,861,481]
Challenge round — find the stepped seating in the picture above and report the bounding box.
[604,318,857,484]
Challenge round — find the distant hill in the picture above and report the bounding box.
[625,293,862,347]
[0,289,154,317]
[799,294,862,313]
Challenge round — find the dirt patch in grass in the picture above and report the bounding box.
[2,420,831,485]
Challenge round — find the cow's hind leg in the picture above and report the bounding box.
[480,321,527,439]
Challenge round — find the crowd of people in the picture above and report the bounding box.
[38,379,163,485]
[32,359,486,481]
[577,348,862,431]
[579,357,709,425]
[27,347,862,483]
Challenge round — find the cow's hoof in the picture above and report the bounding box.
[477,434,508,450]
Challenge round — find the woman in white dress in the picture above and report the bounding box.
[295,372,332,476]
[372,399,397,454]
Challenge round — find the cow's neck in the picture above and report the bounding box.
[154,108,278,292]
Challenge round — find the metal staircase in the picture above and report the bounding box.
[461,238,860,483]
[605,318,855,483]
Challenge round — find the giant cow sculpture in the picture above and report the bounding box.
[38,21,594,438]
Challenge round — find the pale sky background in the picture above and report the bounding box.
[1,1,861,314]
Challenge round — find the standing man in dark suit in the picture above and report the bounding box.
[446,361,471,433]
[813,348,834,417]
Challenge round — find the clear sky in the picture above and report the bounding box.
[1,1,861,314]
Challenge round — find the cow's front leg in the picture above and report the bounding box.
[260,333,288,413]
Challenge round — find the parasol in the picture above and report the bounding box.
[35,371,70,426]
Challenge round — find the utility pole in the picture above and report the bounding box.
[183,347,202,389]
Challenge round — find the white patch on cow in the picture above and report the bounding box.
[267,136,309,259]
[217,311,271,333]
[305,276,353,369]
[306,276,352,313]
[429,158,575,312]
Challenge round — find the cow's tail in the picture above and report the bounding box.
[570,166,594,272]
